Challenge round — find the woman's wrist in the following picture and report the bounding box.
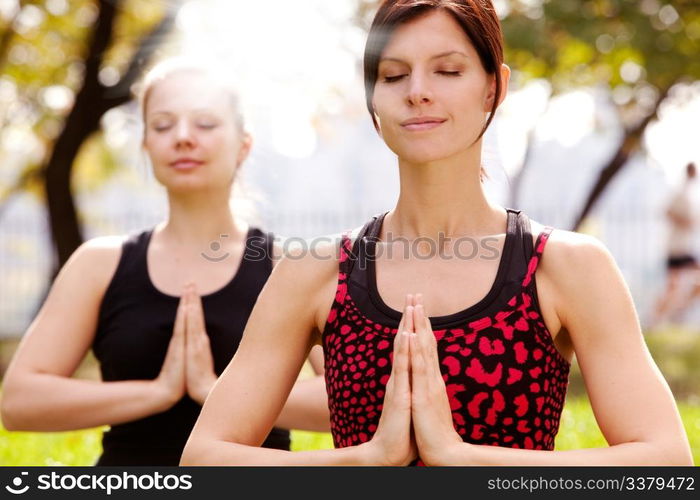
[356,440,384,466]
[189,373,218,405]
[149,378,181,412]
[356,438,413,466]
[422,440,473,466]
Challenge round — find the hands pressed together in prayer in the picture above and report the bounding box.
[364,294,466,466]
[155,284,217,407]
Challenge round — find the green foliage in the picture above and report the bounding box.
[502,0,700,116]
[103,0,169,79]
[0,0,169,202]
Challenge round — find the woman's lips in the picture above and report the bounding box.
[170,159,203,170]
[400,118,446,131]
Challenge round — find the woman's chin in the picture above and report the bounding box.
[393,149,453,166]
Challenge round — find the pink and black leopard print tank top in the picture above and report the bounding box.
[322,209,570,455]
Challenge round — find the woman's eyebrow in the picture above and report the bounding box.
[148,108,218,116]
[379,50,470,64]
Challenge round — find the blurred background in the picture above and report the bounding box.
[0,0,698,464]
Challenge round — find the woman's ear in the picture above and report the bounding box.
[484,63,511,110]
[236,132,252,168]
[372,102,383,137]
[497,63,511,106]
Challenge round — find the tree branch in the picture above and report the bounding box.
[572,83,676,231]
[100,3,178,112]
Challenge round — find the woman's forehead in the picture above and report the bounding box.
[146,72,233,113]
[381,10,474,60]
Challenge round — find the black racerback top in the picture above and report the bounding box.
[92,227,289,465]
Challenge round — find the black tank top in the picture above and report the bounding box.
[92,227,289,465]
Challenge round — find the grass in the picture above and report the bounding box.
[1,395,697,465]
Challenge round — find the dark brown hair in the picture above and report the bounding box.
[363,0,504,140]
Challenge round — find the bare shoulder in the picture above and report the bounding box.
[269,228,364,331]
[529,219,620,297]
[57,235,126,290]
[271,230,358,284]
[73,235,125,265]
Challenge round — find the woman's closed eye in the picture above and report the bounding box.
[152,123,173,132]
[436,70,462,77]
[384,74,407,83]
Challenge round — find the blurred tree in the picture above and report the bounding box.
[502,0,699,229]
[0,0,176,270]
[355,0,700,230]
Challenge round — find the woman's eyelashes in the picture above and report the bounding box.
[384,74,407,83]
[152,122,173,132]
[150,119,219,133]
[381,69,463,83]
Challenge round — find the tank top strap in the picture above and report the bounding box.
[111,229,153,284]
[515,210,533,263]
[244,227,274,275]
[338,231,354,277]
[522,226,554,287]
[339,214,385,277]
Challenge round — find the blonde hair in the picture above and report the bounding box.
[136,56,246,133]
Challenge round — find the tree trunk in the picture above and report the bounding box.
[43,0,119,269]
[571,86,673,231]
[42,0,175,271]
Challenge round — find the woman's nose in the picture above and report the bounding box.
[174,121,196,148]
[406,74,433,106]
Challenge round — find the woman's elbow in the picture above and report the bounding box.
[179,440,199,465]
[180,436,213,465]
[668,442,694,466]
[652,438,694,465]
[1,385,27,431]
[1,376,51,431]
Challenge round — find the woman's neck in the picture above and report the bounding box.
[158,191,246,247]
[387,147,505,240]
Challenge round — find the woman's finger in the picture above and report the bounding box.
[184,286,205,344]
[413,303,431,358]
[409,332,428,403]
[397,294,413,334]
[173,293,187,342]
[404,301,414,334]
[414,302,442,381]
[392,331,411,400]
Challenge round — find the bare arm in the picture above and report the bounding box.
[268,243,330,433]
[275,374,329,432]
[1,237,184,431]
[435,232,693,465]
